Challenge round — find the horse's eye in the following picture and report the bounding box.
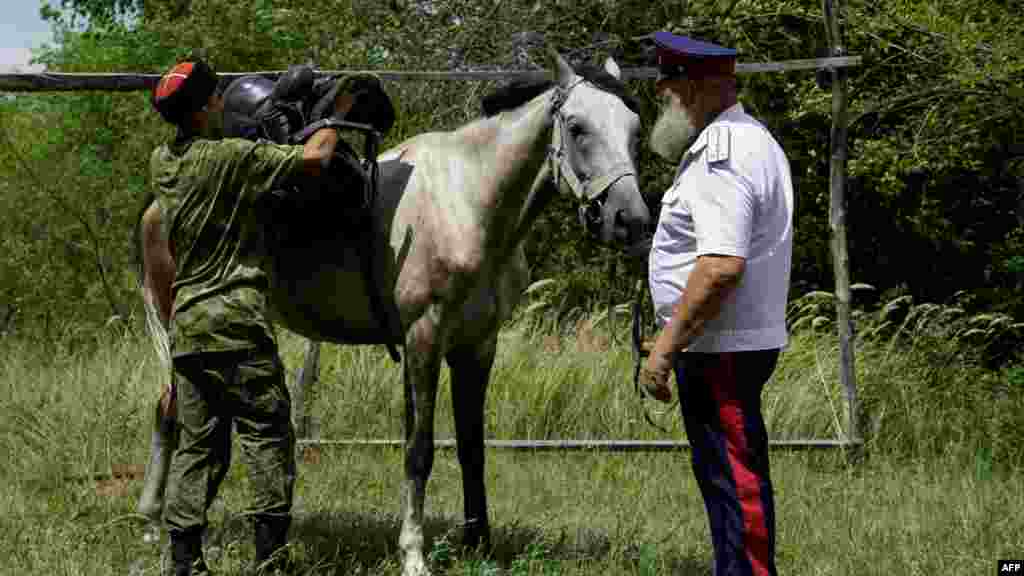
[568,121,586,139]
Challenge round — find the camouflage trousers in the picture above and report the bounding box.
[164,346,296,533]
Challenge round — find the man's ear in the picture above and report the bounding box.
[189,108,205,131]
[210,93,225,112]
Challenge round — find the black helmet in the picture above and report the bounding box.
[222,75,277,141]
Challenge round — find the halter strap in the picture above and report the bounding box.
[548,80,636,203]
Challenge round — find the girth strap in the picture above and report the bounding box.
[291,118,402,363]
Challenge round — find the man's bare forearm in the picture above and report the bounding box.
[301,127,341,178]
[300,91,354,177]
[141,203,176,327]
[656,255,745,359]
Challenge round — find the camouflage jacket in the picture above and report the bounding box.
[150,136,304,357]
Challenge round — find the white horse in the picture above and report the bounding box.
[137,48,650,576]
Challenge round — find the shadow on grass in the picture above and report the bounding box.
[284,510,711,575]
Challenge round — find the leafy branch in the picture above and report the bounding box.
[0,110,126,323]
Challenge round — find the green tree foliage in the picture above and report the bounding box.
[3,0,1023,347]
[41,0,142,27]
[839,1,1024,312]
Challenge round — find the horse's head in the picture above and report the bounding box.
[547,50,651,252]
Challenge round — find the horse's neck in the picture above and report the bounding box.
[510,164,557,252]
[467,90,556,257]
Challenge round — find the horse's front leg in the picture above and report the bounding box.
[138,379,177,533]
[446,334,497,551]
[400,317,442,576]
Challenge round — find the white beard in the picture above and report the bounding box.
[648,91,698,163]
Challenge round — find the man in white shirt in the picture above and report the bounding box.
[640,31,794,576]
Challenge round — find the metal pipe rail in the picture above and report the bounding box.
[296,438,861,452]
[0,57,861,92]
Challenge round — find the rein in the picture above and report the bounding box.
[547,81,672,431]
[628,250,679,433]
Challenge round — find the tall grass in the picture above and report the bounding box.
[281,298,1024,473]
[0,304,1022,574]
[0,327,157,488]
[787,290,1024,469]
[3,293,1021,484]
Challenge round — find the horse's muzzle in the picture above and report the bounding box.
[612,207,652,256]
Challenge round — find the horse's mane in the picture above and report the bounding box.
[480,64,641,117]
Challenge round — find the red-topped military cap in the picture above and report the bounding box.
[152,59,219,125]
[652,31,738,79]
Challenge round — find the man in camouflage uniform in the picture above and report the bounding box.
[140,58,356,575]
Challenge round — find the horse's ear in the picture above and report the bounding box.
[546,46,574,88]
[603,57,621,80]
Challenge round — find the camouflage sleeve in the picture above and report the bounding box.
[215,139,304,203]
[156,197,173,245]
[240,140,305,198]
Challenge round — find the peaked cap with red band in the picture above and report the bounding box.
[152,59,219,125]
[653,31,738,79]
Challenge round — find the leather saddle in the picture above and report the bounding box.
[223,65,403,361]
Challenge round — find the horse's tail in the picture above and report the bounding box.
[133,190,179,524]
[134,191,172,369]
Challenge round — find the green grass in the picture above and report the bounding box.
[1,317,1021,575]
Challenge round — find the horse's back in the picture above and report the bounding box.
[258,130,471,345]
[259,146,413,344]
[262,120,523,348]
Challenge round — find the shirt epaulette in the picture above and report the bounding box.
[706,125,730,164]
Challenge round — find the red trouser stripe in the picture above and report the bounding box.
[708,354,771,576]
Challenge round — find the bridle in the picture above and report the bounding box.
[547,79,636,238]
[547,79,670,430]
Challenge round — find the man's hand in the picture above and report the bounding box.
[639,256,745,404]
[301,126,337,177]
[639,330,675,403]
[300,88,359,178]
[638,296,688,404]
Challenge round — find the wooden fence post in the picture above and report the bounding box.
[824,0,859,443]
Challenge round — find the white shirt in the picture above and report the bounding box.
[648,103,794,352]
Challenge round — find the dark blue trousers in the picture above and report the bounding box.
[676,349,780,576]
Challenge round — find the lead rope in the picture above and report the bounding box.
[607,254,617,344]
[630,256,679,433]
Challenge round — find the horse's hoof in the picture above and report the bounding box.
[402,556,431,576]
[462,521,491,552]
[142,523,161,545]
[128,559,147,576]
[462,534,492,553]
[137,495,163,523]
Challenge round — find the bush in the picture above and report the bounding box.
[788,290,1024,469]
